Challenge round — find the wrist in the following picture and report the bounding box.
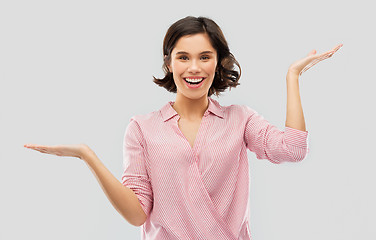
[287,69,300,76]
[80,145,95,163]
[286,69,300,82]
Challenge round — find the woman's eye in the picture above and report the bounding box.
[178,56,209,60]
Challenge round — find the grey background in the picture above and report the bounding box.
[1,0,375,239]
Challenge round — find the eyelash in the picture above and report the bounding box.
[179,56,210,60]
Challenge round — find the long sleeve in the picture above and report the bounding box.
[121,118,154,218]
[243,105,309,164]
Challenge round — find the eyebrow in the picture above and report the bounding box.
[175,51,215,55]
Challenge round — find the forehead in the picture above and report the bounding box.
[172,33,216,54]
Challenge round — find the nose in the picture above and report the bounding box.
[188,59,201,73]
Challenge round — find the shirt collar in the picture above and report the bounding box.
[161,97,224,122]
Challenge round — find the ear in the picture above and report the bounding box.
[164,55,171,72]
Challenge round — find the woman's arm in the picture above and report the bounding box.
[285,43,343,131]
[285,71,306,131]
[82,148,147,227]
[24,143,147,227]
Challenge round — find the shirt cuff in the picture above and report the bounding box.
[284,126,309,150]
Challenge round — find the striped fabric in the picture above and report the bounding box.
[121,97,309,240]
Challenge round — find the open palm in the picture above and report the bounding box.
[289,43,343,76]
[24,143,89,160]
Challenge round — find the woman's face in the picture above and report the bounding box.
[167,33,218,100]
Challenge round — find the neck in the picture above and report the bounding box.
[172,94,209,121]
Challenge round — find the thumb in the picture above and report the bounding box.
[308,49,317,56]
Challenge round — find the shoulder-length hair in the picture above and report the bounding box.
[153,16,241,97]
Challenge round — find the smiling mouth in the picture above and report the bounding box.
[183,77,205,85]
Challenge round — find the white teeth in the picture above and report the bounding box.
[185,78,203,83]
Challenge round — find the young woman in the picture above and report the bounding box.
[24,16,342,240]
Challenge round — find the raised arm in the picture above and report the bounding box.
[285,43,343,131]
[285,70,306,131]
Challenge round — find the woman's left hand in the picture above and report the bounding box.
[288,43,343,76]
[24,143,90,160]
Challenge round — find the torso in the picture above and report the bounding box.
[177,118,202,148]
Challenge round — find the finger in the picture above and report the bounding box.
[333,43,343,51]
[300,44,342,76]
[38,149,48,153]
[325,44,343,56]
[25,144,49,153]
[25,145,38,150]
[318,50,336,59]
[33,146,56,155]
[306,52,329,63]
[28,147,45,153]
[299,58,322,75]
[325,44,342,54]
[309,55,329,66]
[34,146,46,152]
[310,50,335,65]
[299,54,331,75]
[326,50,337,57]
[25,145,42,150]
[315,44,342,59]
[25,144,45,148]
[331,45,342,55]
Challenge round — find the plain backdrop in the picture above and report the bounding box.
[1,0,375,239]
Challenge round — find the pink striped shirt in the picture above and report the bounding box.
[121,97,309,240]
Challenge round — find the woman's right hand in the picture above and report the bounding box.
[24,143,91,160]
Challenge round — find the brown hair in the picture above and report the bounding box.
[152,16,241,97]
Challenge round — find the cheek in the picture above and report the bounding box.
[171,62,186,73]
[205,62,217,73]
